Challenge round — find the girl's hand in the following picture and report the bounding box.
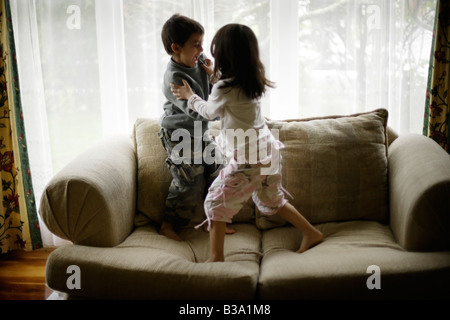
[171,79,194,100]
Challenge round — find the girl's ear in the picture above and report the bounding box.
[171,43,181,54]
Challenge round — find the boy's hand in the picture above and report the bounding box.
[171,79,194,100]
[201,58,214,76]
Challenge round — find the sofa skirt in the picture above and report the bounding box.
[258,220,450,299]
[45,223,261,300]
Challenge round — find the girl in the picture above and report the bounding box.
[171,24,323,262]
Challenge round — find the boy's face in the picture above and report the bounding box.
[172,33,204,68]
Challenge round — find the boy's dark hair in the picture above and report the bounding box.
[161,14,204,55]
[211,24,274,99]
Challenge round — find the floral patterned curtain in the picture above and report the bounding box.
[0,0,42,253]
[424,0,450,153]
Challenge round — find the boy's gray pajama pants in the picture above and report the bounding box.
[158,127,222,227]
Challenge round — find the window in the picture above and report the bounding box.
[11,0,436,246]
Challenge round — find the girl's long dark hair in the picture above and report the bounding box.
[211,24,274,99]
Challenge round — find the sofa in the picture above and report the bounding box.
[40,108,450,300]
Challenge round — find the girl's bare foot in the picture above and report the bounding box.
[275,203,323,253]
[206,255,225,263]
[159,221,183,241]
[207,221,226,262]
[297,229,323,253]
[203,223,235,234]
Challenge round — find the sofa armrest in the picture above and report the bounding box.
[39,134,137,247]
[389,134,450,251]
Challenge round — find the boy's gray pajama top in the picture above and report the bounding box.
[159,58,220,227]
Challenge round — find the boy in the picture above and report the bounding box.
[159,14,220,241]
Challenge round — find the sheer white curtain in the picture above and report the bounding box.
[292,0,436,133]
[9,0,68,247]
[11,0,436,247]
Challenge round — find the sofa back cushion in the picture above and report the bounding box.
[257,108,389,227]
[134,108,389,228]
[133,119,254,227]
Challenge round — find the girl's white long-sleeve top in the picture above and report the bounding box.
[187,79,278,165]
[188,79,266,131]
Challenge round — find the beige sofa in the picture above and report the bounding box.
[40,109,450,299]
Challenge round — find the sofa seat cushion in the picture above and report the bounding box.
[258,221,450,299]
[46,223,261,299]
